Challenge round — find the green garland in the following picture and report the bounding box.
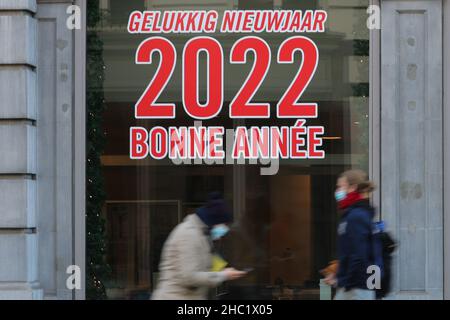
[353,39,370,171]
[86,0,111,300]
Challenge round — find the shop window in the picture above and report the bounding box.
[87,0,370,300]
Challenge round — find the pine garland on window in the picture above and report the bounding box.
[352,37,370,171]
[86,0,110,300]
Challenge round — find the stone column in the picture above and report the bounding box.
[381,0,443,299]
[0,0,43,299]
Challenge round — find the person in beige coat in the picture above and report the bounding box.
[152,192,246,300]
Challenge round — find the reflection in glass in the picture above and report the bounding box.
[87,0,370,300]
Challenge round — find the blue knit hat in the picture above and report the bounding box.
[196,192,233,227]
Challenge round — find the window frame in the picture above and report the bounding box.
[74,0,87,301]
[74,0,381,300]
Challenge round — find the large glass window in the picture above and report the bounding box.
[87,0,370,300]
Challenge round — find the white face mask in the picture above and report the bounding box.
[211,224,230,240]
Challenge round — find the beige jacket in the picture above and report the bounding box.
[152,214,227,300]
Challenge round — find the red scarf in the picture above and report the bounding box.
[338,191,363,210]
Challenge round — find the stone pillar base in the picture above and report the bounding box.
[0,283,43,300]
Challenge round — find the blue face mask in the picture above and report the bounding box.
[335,190,347,202]
[211,224,230,240]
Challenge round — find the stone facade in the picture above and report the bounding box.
[0,0,77,300]
[0,0,42,300]
[381,0,444,299]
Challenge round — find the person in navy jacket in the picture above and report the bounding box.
[328,169,376,300]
